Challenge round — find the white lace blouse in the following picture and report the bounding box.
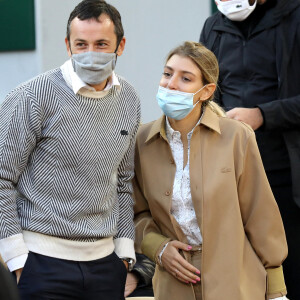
[165,116,203,245]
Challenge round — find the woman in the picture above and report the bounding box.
[133,41,288,300]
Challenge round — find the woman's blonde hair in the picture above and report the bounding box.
[166,41,226,117]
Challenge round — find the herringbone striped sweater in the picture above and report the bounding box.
[0,68,140,263]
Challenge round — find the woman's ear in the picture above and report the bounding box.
[200,83,216,101]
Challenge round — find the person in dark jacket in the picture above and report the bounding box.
[0,263,20,300]
[200,0,300,298]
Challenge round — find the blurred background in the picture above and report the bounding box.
[0,0,217,123]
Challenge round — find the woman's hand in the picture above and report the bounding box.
[161,240,200,284]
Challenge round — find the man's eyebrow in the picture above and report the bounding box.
[73,38,110,44]
[74,38,87,42]
[95,39,110,43]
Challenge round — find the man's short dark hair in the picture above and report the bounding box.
[67,0,124,47]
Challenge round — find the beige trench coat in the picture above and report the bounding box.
[134,107,287,300]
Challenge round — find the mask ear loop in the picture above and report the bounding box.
[193,100,201,108]
[193,85,207,101]
[193,85,206,96]
[114,40,121,63]
[68,38,74,56]
[193,85,207,108]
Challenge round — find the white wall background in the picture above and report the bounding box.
[0,0,210,122]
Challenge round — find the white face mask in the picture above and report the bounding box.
[216,0,257,21]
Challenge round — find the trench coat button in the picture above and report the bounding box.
[165,190,171,196]
[169,158,175,164]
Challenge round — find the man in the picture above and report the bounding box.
[200,0,300,299]
[0,0,140,299]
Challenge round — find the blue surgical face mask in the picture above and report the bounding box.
[156,85,206,120]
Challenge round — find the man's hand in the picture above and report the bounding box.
[161,241,200,284]
[122,260,129,271]
[124,272,139,297]
[15,268,23,284]
[226,107,264,130]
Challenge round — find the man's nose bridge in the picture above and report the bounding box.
[88,44,95,52]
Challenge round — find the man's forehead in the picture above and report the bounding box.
[69,15,115,38]
[71,14,113,26]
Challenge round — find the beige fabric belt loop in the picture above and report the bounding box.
[189,245,202,300]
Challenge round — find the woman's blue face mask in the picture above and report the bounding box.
[156,85,206,120]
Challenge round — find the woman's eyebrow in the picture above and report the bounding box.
[164,65,195,76]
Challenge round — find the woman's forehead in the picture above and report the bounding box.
[165,55,201,75]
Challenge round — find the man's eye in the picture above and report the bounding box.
[76,43,86,47]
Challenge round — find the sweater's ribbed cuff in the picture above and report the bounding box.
[114,237,136,263]
[6,253,28,272]
[267,266,287,295]
[0,233,29,263]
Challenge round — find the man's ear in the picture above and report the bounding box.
[200,83,216,101]
[65,37,72,57]
[116,37,126,56]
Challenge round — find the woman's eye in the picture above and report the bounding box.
[182,77,191,82]
[163,72,171,78]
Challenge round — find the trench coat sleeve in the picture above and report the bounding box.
[133,177,171,263]
[238,130,288,296]
[133,139,170,263]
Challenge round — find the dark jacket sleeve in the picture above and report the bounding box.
[199,19,208,44]
[199,14,219,47]
[255,16,300,130]
[0,263,20,300]
[258,95,300,130]
[199,14,223,106]
[131,253,155,288]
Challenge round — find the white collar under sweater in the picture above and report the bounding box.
[60,59,120,99]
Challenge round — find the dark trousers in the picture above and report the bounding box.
[17,252,127,300]
[128,287,154,297]
[272,184,300,300]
